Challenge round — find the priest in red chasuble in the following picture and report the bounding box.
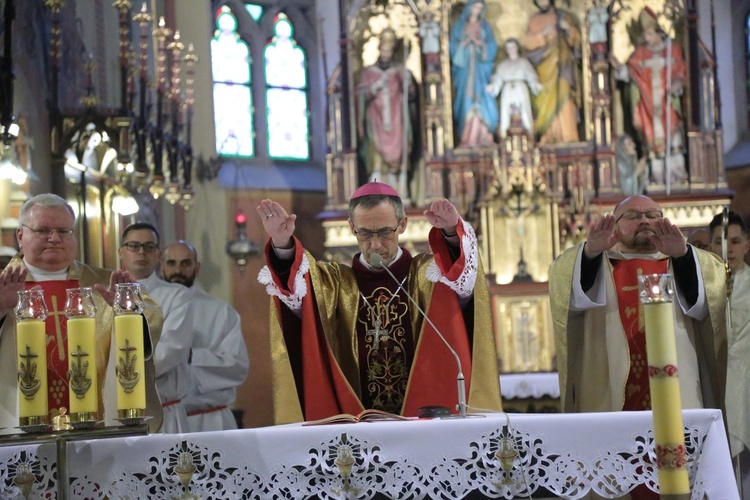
[549,195,727,415]
[0,194,163,432]
[257,182,502,424]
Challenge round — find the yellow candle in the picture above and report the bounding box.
[66,317,98,417]
[644,301,690,494]
[114,314,146,413]
[16,319,48,421]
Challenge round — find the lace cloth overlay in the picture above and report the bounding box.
[56,410,735,499]
[426,219,478,299]
[258,253,311,313]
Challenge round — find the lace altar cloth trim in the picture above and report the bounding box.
[0,444,57,499]
[60,411,735,499]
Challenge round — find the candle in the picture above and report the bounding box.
[114,314,147,415]
[639,274,690,495]
[65,287,98,421]
[16,320,48,424]
[15,289,49,427]
[67,317,98,417]
[113,283,148,422]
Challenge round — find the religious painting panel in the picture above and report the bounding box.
[347,0,424,202]
[480,195,557,285]
[447,0,591,150]
[609,0,689,193]
[491,284,555,373]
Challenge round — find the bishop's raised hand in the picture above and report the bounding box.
[257,199,297,249]
[424,199,460,234]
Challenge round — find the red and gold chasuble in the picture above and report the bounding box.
[25,280,79,415]
[353,255,415,414]
[612,259,668,411]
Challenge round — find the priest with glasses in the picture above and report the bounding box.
[257,182,501,424]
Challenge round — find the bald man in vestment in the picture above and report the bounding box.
[549,195,727,415]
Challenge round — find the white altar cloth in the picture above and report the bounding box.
[500,372,560,399]
[0,409,737,499]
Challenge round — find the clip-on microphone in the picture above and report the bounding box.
[369,253,479,419]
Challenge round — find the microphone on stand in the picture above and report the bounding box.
[369,253,473,418]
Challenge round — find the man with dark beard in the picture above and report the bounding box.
[549,195,727,418]
[161,241,249,432]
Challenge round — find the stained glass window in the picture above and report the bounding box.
[264,14,310,160]
[245,4,263,23]
[211,6,254,158]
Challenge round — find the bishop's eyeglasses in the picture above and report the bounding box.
[351,222,401,242]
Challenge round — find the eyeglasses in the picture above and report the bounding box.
[352,222,401,242]
[615,210,663,223]
[21,225,75,238]
[121,241,159,253]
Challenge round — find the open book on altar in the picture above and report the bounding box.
[303,409,413,426]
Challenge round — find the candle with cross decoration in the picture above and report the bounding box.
[113,283,147,419]
[15,290,49,427]
[65,287,98,422]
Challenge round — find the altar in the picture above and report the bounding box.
[0,409,737,498]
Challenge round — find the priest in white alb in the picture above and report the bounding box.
[119,223,195,434]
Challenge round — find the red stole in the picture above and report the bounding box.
[402,281,472,416]
[611,258,668,411]
[294,275,363,420]
[402,224,473,416]
[268,240,363,421]
[25,280,79,414]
